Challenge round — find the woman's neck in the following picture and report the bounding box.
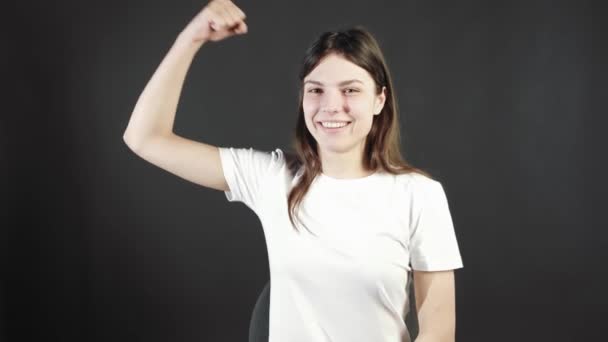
[318,146,372,179]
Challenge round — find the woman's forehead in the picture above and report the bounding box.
[304,54,373,86]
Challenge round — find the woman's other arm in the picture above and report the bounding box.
[413,270,456,342]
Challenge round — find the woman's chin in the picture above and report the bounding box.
[318,142,361,155]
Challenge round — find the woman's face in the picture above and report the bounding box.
[302,53,386,155]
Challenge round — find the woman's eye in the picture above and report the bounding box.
[306,88,359,94]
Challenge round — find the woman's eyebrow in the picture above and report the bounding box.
[303,79,364,86]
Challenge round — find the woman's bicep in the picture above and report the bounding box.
[125,133,229,192]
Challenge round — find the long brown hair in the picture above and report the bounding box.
[285,26,432,233]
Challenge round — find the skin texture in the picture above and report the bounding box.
[302,53,386,179]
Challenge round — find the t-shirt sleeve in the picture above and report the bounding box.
[409,177,464,271]
[218,146,284,213]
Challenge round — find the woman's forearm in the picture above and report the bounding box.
[123,33,204,149]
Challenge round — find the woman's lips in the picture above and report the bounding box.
[317,121,352,133]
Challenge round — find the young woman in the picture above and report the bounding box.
[123,1,463,341]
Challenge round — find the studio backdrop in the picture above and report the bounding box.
[2,0,606,341]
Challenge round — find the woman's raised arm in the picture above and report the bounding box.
[122,0,247,191]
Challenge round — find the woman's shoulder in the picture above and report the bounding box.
[392,170,443,198]
[393,169,436,184]
[219,146,289,171]
[238,147,303,179]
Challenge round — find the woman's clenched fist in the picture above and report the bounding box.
[181,0,247,44]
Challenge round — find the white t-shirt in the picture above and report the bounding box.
[218,146,463,342]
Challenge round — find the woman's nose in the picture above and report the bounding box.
[320,90,343,112]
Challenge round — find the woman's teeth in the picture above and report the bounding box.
[321,121,350,128]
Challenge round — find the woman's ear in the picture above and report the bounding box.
[373,86,387,115]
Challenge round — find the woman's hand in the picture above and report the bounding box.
[179,0,248,45]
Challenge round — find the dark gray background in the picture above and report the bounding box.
[2,0,606,341]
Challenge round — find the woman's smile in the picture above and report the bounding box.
[317,121,352,133]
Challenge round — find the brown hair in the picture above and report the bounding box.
[285,26,432,234]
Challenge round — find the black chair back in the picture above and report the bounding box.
[248,281,271,342]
